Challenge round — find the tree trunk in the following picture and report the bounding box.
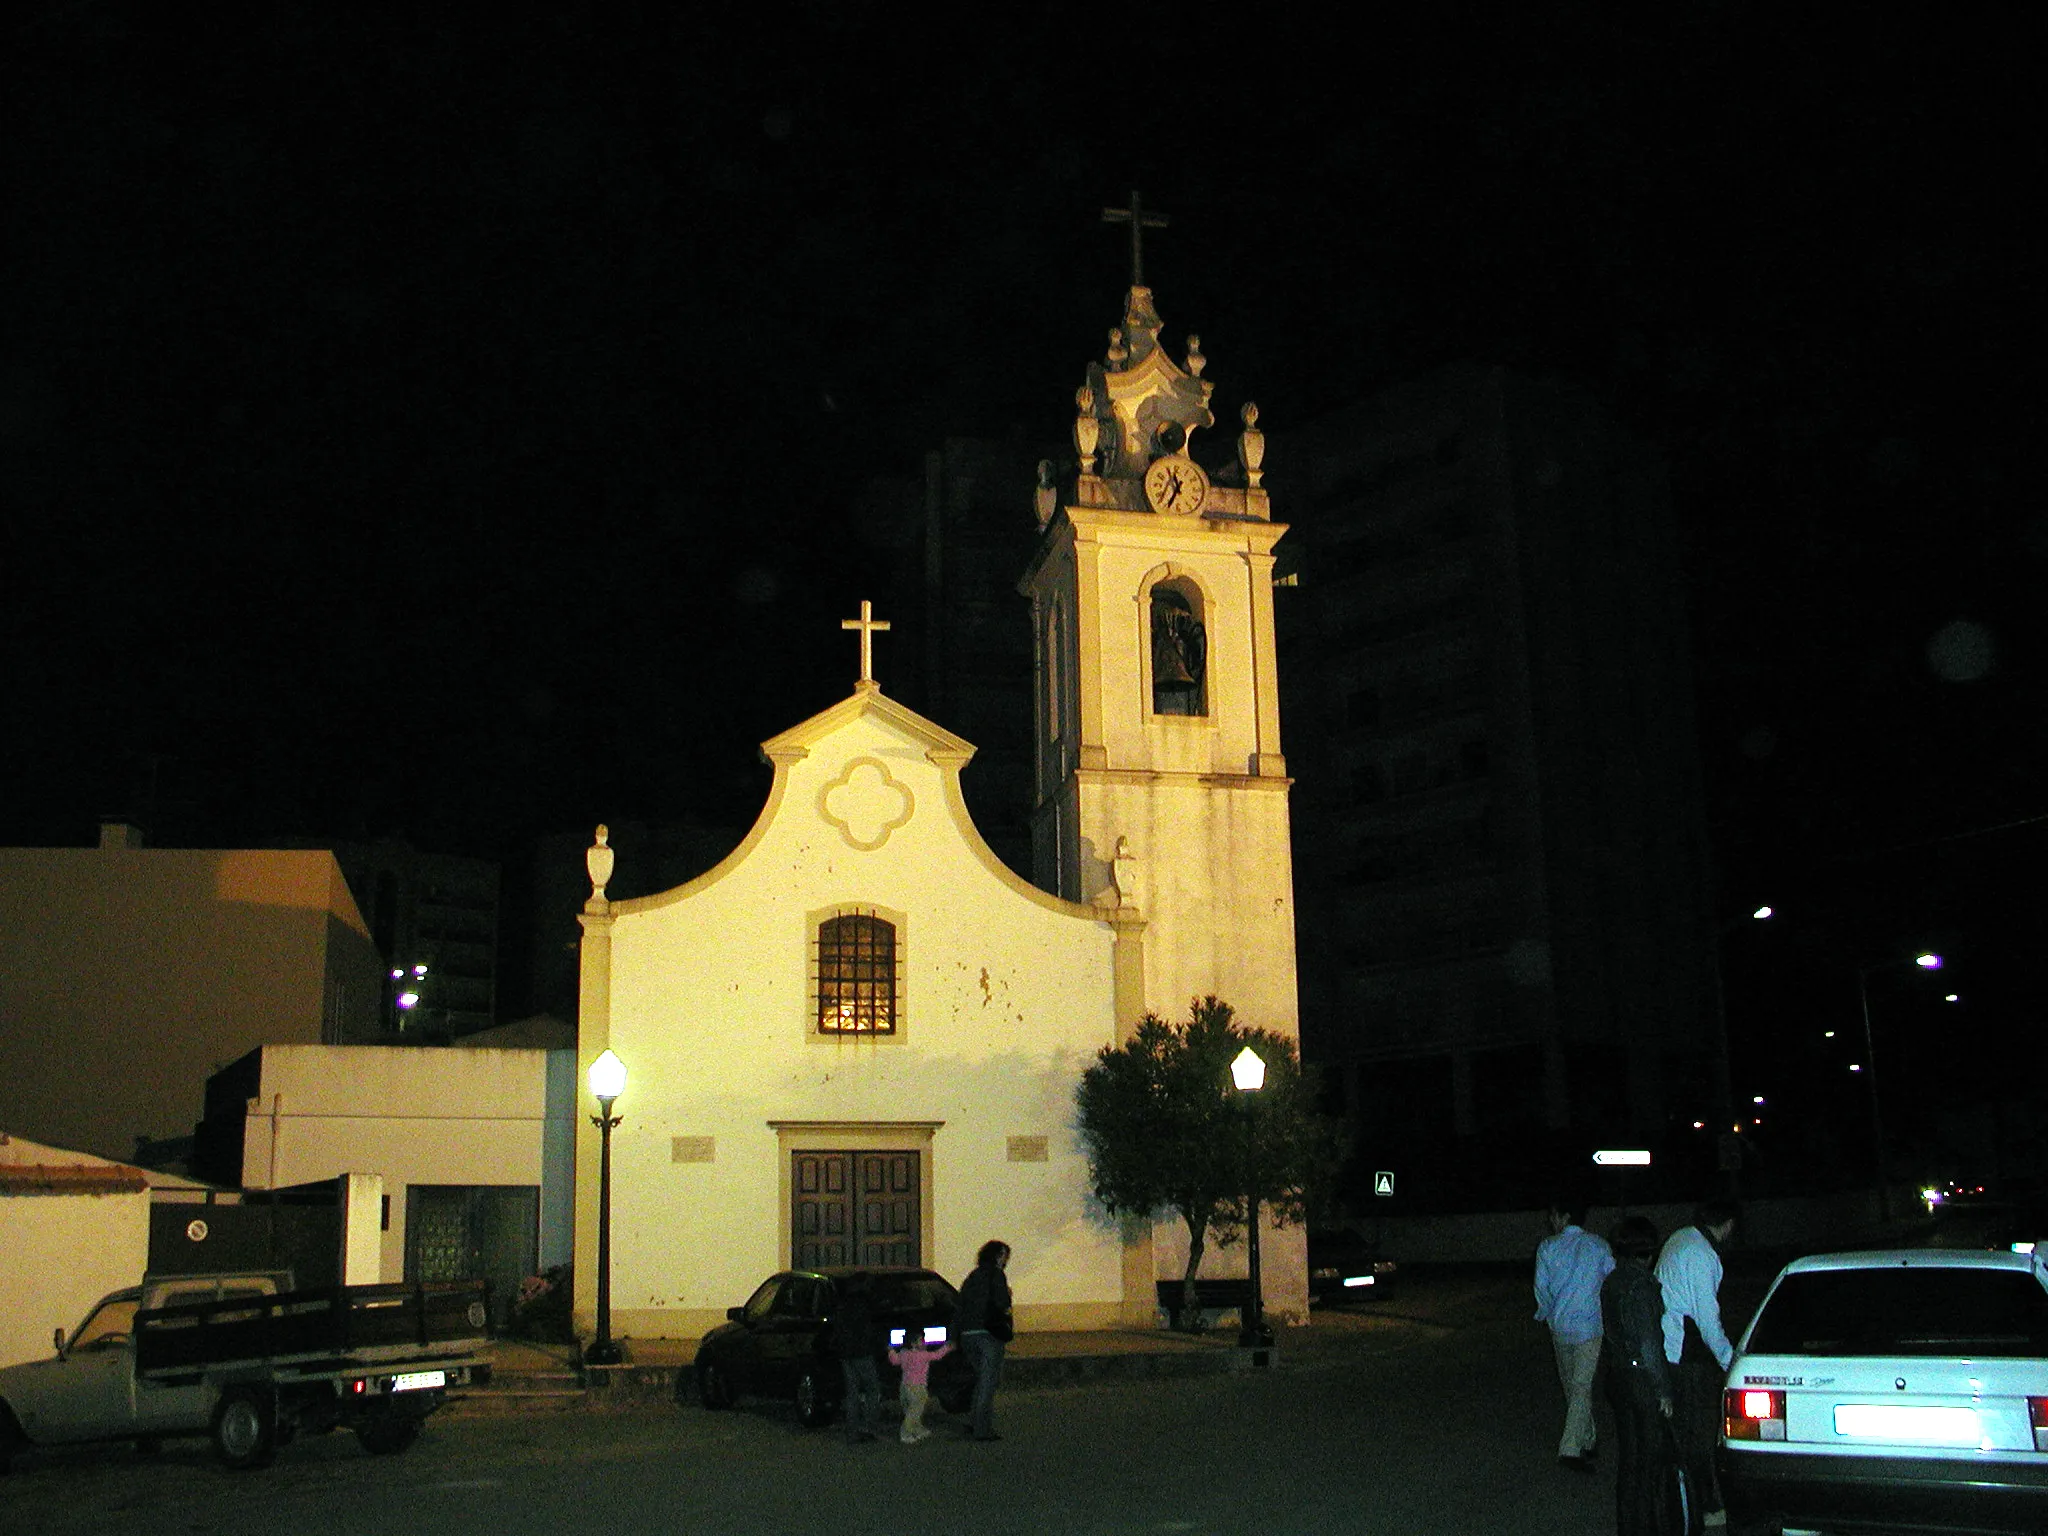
[1176,1215,1209,1332]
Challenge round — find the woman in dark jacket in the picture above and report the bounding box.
[954,1239,1012,1441]
[1602,1216,1677,1536]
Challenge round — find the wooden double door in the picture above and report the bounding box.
[792,1151,920,1269]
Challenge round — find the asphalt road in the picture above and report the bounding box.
[0,1271,1744,1536]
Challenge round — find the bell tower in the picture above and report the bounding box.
[1020,234,1297,1038]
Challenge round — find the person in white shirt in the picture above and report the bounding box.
[1657,1199,1739,1532]
[1533,1198,1614,1471]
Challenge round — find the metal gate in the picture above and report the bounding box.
[404,1184,539,1316]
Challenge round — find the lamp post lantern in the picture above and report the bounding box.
[587,1049,627,1367]
[1229,1045,1272,1353]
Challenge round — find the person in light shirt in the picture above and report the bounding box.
[1657,1199,1740,1532]
[1534,1197,1615,1471]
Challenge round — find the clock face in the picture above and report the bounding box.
[1144,454,1208,515]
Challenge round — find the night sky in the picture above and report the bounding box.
[5,8,2039,1129]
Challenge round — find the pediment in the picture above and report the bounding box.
[758,684,977,769]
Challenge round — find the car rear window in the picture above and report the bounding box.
[868,1274,957,1311]
[1748,1268,2048,1358]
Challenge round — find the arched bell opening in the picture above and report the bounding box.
[1149,579,1208,717]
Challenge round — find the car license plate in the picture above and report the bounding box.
[1833,1404,1979,1444]
[390,1370,446,1393]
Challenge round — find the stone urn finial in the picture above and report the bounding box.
[1074,384,1100,476]
[586,825,615,902]
[1186,333,1205,378]
[1238,401,1266,489]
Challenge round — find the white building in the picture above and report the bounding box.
[200,1044,575,1295]
[0,1134,152,1368]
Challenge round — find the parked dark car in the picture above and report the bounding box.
[688,1267,975,1428]
[1307,1229,1397,1305]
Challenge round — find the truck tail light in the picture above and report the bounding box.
[1726,1388,1786,1441]
[2028,1396,2048,1453]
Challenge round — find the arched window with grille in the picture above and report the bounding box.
[815,911,898,1035]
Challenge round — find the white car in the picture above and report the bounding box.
[1720,1247,2048,1535]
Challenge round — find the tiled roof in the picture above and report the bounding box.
[0,1165,150,1196]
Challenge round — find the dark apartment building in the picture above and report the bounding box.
[321,838,501,1038]
[1275,365,1725,1209]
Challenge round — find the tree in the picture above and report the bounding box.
[1075,996,1347,1330]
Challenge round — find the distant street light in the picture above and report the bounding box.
[1229,1046,1272,1355]
[1856,952,1944,1214]
[391,962,429,1027]
[587,1049,627,1367]
[1709,903,1777,1194]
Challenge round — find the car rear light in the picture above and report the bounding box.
[1726,1388,1786,1442]
[2028,1397,2048,1453]
[349,1378,367,1396]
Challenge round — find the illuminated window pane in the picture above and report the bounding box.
[817,914,896,1035]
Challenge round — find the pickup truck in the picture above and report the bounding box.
[0,1271,491,1471]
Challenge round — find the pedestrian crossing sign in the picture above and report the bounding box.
[1374,1170,1394,1197]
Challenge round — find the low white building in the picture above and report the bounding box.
[200,1045,575,1298]
[0,1134,152,1368]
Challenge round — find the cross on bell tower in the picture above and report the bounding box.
[1102,192,1168,288]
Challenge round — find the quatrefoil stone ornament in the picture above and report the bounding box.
[820,757,915,851]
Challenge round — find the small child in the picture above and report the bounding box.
[887,1332,954,1444]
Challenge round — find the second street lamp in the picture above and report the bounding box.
[1854,953,1941,1217]
[587,1049,627,1367]
[1230,1045,1272,1354]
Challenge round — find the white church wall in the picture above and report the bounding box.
[587,701,1130,1340]
[1085,777,1300,1034]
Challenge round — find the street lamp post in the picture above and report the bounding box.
[1854,953,1940,1219]
[1230,1045,1272,1354]
[587,1049,627,1367]
[1708,904,1775,1195]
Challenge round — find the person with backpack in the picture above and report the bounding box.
[1604,1216,1677,1536]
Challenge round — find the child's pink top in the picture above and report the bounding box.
[887,1340,954,1385]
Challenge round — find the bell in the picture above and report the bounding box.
[1155,651,1196,688]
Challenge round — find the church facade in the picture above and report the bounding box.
[572,274,1305,1339]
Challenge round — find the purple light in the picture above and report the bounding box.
[1916,953,1943,970]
